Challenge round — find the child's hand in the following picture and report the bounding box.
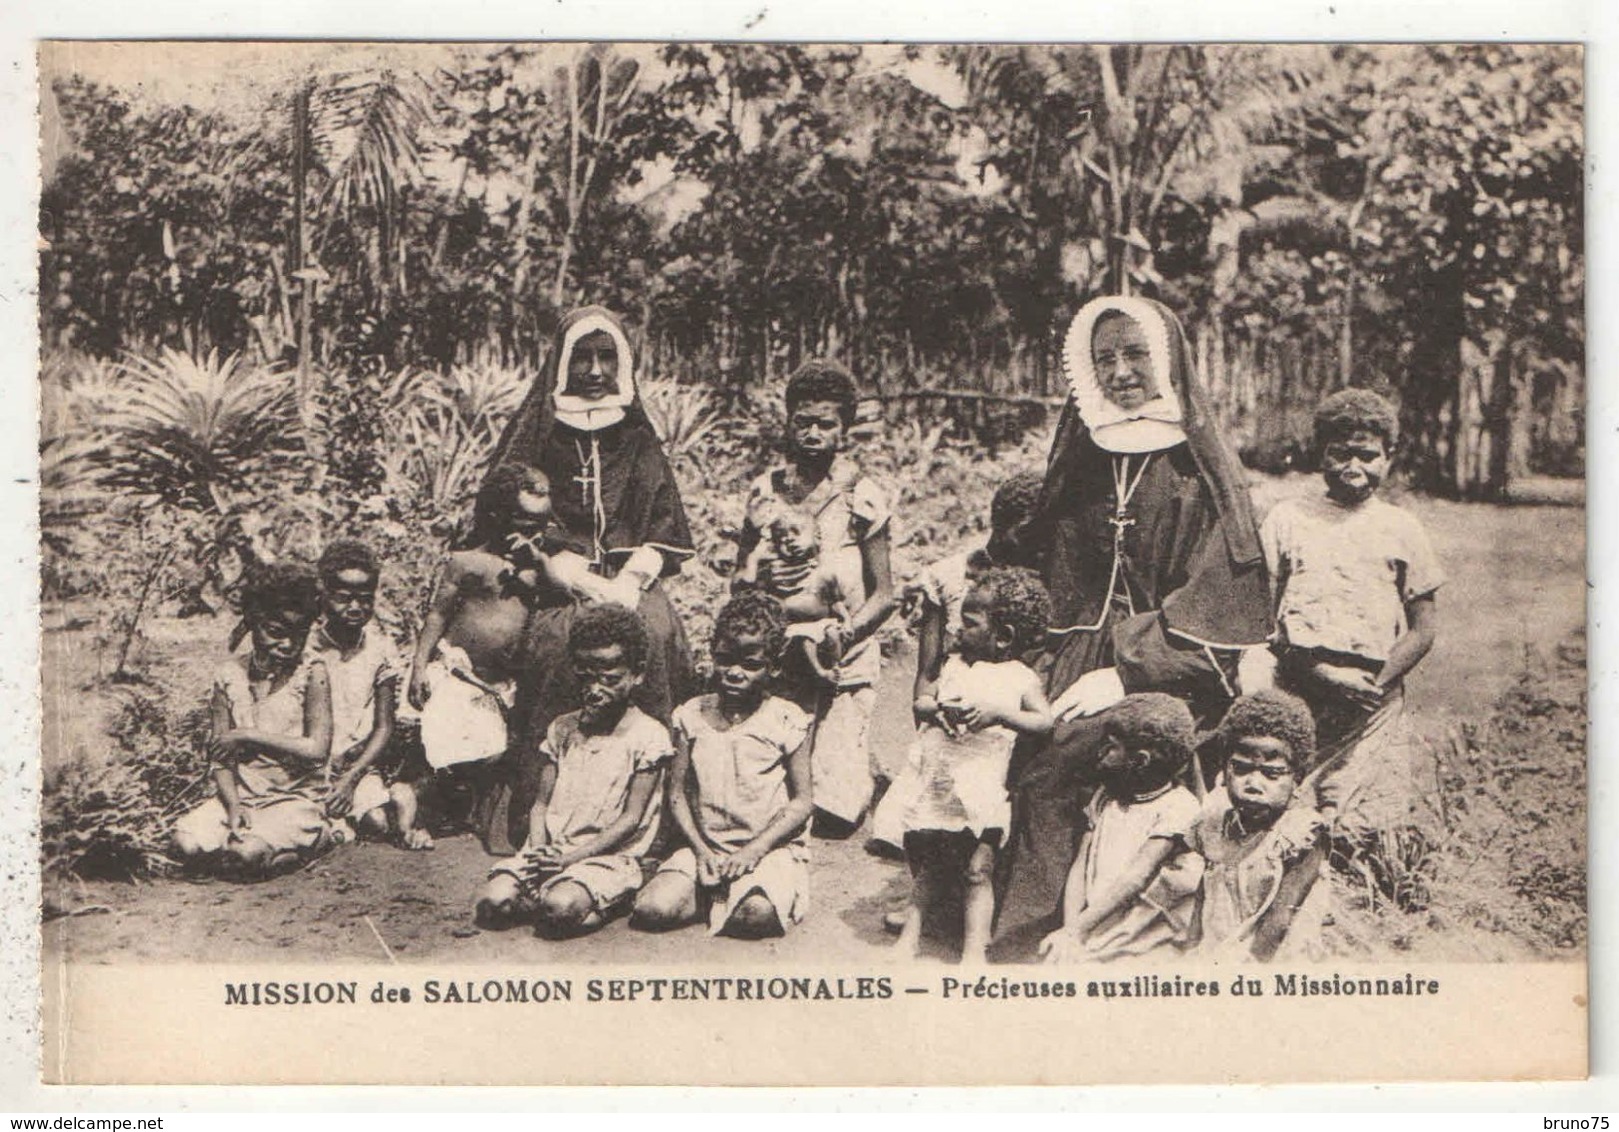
[718,844,765,881]
[936,696,973,738]
[407,669,431,711]
[524,844,569,874]
[695,848,724,887]
[1038,928,1085,965]
[325,776,356,818]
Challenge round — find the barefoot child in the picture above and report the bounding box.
[311,539,403,839]
[734,360,896,833]
[474,606,673,937]
[871,470,1045,852]
[632,592,816,939]
[1039,693,1205,963]
[172,563,336,878]
[402,463,591,847]
[1258,389,1444,846]
[894,567,1053,964]
[1190,689,1328,962]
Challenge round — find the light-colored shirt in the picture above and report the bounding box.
[540,706,673,857]
[744,456,893,688]
[673,694,813,851]
[1188,792,1327,960]
[215,651,325,801]
[310,622,401,758]
[1261,493,1445,663]
[1079,785,1203,960]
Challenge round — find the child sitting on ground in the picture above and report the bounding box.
[1040,693,1205,964]
[894,567,1054,964]
[311,539,404,840]
[733,360,896,834]
[632,592,817,939]
[871,469,1045,852]
[1257,389,1444,850]
[474,605,674,937]
[1189,688,1328,962]
[172,563,336,878]
[402,463,593,848]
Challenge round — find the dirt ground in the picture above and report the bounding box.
[42,481,1587,966]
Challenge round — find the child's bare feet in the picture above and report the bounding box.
[402,827,434,851]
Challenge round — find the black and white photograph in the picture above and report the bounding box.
[30,38,1588,1085]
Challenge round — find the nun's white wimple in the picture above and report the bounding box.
[553,311,636,432]
[1061,296,1187,454]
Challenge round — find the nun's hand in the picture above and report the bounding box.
[1052,667,1126,722]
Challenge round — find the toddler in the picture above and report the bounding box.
[1040,693,1204,963]
[894,567,1053,964]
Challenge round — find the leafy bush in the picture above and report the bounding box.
[42,691,212,881]
[99,347,303,512]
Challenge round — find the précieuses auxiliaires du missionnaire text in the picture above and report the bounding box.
[220,971,1445,1006]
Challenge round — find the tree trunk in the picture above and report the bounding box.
[1452,328,1511,501]
[293,81,314,397]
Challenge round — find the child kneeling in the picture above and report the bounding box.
[895,567,1053,964]
[172,563,337,878]
[632,592,815,939]
[474,606,672,937]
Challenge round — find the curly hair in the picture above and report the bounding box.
[568,603,650,673]
[785,359,859,426]
[318,538,379,584]
[990,470,1045,536]
[1313,388,1400,451]
[969,566,1050,653]
[472,463,549,548]
[1216,688,1317,775]
[713,590,788,664]
[1104,692,1197,784]
[240,561,322,627]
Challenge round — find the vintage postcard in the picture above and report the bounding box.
[34,39,1587,1086]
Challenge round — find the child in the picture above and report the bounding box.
[1189,689,1328,962]
[172,563,336,877]
[474,605,673,937]
[402,463,592,848]
[1039,693,1205,963]
[311,539,403,839]
[734,360,896,834]
[894,567,1054,964]
[737,504,854,683]
[1258,389,1444,844]
[870,470,1045,852]
[632,592,816,938]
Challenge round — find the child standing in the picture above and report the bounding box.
[870,470,1045,852]
[311,539,403,839]
[1258,389,1444,845]
[403,463,592,848]
[632,592,817,938]
[895,567,1054,964]
[734,360,896,834]
[1190,689,1328,962]
[1039,693,1205,963]
[474,606,673,937]
[172,563,336,877]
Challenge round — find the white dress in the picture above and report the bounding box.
[881,656,1039,843]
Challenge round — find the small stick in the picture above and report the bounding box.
[364,914,399,965]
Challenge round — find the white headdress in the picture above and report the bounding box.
[553,309,636,432]
[1061,295,1188,454]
